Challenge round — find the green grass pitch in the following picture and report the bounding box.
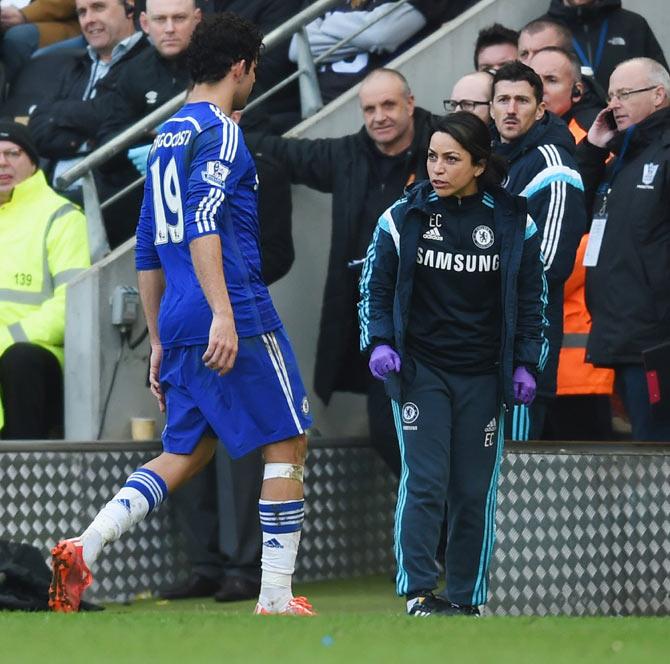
[1,576,667,663]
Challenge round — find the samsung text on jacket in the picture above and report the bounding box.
[416,247,500,272]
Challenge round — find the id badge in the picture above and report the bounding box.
[583,214,607,267]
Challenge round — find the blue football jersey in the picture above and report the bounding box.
[135,101,281,348]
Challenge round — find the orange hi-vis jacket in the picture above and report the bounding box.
[568,117,587,145]
[557,235,614,395]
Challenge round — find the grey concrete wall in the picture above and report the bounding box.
[633,0,670,60]
[65,238,164,440]
[64,0,668,440]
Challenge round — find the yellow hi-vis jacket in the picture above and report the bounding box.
[0,169,91,432]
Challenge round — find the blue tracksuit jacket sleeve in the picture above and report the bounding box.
[519,145,586,286]
[514,215,549,373]
[358,204,401,353]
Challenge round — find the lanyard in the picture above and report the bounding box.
[596,125,634,209]
[572,19,609,75]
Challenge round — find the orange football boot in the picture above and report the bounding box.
[48,538,93,613]
[254,596,317,615]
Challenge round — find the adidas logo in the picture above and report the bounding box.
[114,498,131,512]
[263,538,284,549]
[484,418,496,433]
[422,227,443,241]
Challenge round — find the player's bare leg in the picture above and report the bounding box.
[254,433,315,615]
[49,436,217,612]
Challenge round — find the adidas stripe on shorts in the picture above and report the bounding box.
[160,326,312,457]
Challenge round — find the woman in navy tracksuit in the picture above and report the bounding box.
[358,112,548,616]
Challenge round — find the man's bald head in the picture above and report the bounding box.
[448,71,493,123]
[360,68,412,99]
[608,58,670,130]
[358,68,415,156]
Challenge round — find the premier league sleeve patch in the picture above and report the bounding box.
[201,160,230,188]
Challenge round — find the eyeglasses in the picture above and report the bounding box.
[0,148,25,162]
[606,85,657,104]
[443,99,490,113]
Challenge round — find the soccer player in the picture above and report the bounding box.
[48,13,315,616]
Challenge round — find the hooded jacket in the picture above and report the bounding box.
[581,106,670,366]
[542,0,667,91]
[493,111,586,398]
[358,180,548,408]
[256,107,438,403]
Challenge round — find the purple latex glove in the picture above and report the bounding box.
[513,366,536,405]
[369,344,401,381]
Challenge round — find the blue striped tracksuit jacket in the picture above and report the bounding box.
[494,111,586,440]
[358,181,548,605]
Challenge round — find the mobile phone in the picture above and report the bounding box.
[604,109,617,130]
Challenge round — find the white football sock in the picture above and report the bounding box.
[80,468,168,568]
[258,498,304,612]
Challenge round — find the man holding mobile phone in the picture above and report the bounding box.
[579,57,670,441]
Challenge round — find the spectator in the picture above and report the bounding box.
[161,110,295,602]
[473,22,518,72]
[257,68,439,477]
[0,121,90,439]
[490,61,586,440]
[28,0,150,248]
[580,57,670,441]
[518,18,572,65]
[100,0,200,142]
[530,45,603,211]
[290,1,473,104]
[0,0,80,85]
[519,19,608,161]
[530,46,602,140]
[444,70,493,124]
[539,0,668,92]
[543,234,615,440]
[95,0,201,218]
[528,46,614,442]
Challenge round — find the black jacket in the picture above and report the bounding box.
[257,106,438,403]
[358,181,548,408]
[541,0,667,90]
[28,35,150,159]
[255,151,295,286]
[563,92,604,213]
[97,47,190,145]
[582,107,670,366]
[494,112,586,398]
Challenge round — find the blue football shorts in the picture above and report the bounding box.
[159,326,312,457]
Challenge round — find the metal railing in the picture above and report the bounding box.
[55,0,413,260]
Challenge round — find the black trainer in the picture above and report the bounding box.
[447,602,481,617]
[407,593,449,616]
[408,593,480,617]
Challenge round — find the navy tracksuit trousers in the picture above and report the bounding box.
[391,359,503,606]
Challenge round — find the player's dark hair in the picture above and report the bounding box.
[474,23,519,70]
[432,112,507,189]
[186,13,263,84]
[493,60,544,105]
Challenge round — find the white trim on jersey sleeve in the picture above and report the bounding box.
[195,187,225,234]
